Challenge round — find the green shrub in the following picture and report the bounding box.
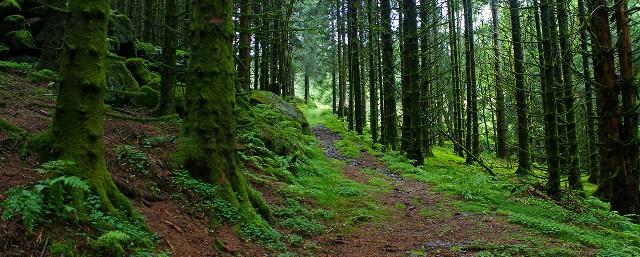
[115,145,149,174]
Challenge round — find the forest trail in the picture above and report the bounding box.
[312,125,545,256]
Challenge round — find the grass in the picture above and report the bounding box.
[303,106,640,256]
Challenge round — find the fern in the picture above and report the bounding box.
[1,187,43,230]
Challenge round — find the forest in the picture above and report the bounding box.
[1,0,640,256]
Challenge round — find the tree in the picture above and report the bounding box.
[462,0,478,164]
[143,0,153,42]
[176,0,258,214]
[380,0,398,150]
[578,0,598,184]
[401,0,424,165]
[446,0,464,157]
[238,0,253,91]
[367,0,379,144]
[612,0,639,214]
[347,0,363,133]
[337,0,347,118]
[156,0,178,116]
[41,0,135,215]
[491,0,507,158]
[539,0,561,197]
[36,0,66,71]
[508,0,530,175]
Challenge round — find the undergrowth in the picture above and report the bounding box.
[1,160,165,256]
[304,107,640,256]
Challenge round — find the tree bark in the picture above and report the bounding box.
[157,0,178,116]
[491,0,507,158]
[380,0,398,150]
[238,0,253,91]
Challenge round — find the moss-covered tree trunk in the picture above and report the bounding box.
[156,0,177,116]
[367,0,378,144]
[177,0,255,213]
[44,0,134,215]
[337,0,346,118]
[238,0,252,91]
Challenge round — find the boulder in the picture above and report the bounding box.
[105,54,140,104]
[5,29,38,55]
[0,0,20,21]
[250,90,312,135]
[3,14,24,30]
[134,85,159,109]
[108,13,136,57]
[125,58,159,85]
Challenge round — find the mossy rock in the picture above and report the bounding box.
[27,69,56,82]
[108,13,136,57]
[3,14,24,30]
[125,58,157,85]
[105,54,140,104]
[250,90,311,135]
[5,29,38,55]
[133,85,159,109]
[0,0,20,20]
[134,41,160,60]
[145,79,160,90]
[0,42,8,56]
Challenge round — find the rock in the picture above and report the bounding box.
[0,0,20,20]
[5,29,38,55]
[105,54,140,104]
[125,58,158,85]
[134,85,159,109]
[3,14,24,30]
[108,13,136,57]
[135,41,160,60]
[0,42,8,56]
[250,90,312,135]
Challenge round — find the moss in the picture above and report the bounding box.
[27,69,57,82]
[108,13,136,57]
[125,58,157,85]
[44,0,137,218]
[133,85,159,109]
[0,0,20,19]
[250,90,312,135]
[134,41,158,59]
[5,29,37,54]
[2,14,24,29]
[105,54,140,104]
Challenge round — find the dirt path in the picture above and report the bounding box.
[312,125,542,257]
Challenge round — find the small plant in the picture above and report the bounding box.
[280,217,325,237]
[115,145,149,174]
[142,135,176,149]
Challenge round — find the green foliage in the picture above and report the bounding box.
[280,217,325,236]
[27,69,57,83]
[0,60,32,72]
[143,135,177,149]
[1,187,43,229]
[1,160,161,255]
[115,145,149,174]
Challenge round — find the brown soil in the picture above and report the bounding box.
[0,72,268,257]
[311,125,594,257]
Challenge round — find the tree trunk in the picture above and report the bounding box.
[157,0,178,116]
[143,0,153,42]
[238,0,252,91]
[337,0,347,118]
[419,1,434,157]
[508,0,530,175]
[613,0,640,214]
[380,0,398,150]
[177,0,260,218]
[578,0,598,184]
[540,0,561,197]
[348,0,363,134]
[401,0,424,165]
[36,0,66,71]
[463,0,478,164]
[447,0,463,157]
[491,0,507,158]
[304,72,310,104]
[367,0,379,143]
[45,0,134,216]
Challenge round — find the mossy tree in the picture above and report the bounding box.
[176,0,266,221]
[40,0,135,216]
